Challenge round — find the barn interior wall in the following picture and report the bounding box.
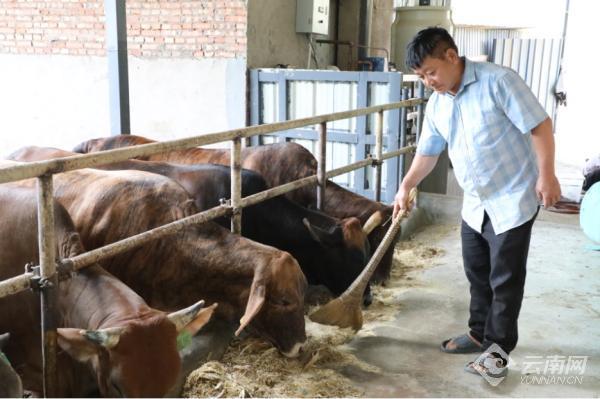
[555,0,599,167]
[0,0,248,155]
[246,0,337,69]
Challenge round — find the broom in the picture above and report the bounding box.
[309,188,418,330]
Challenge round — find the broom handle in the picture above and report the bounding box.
[341,188,418,299]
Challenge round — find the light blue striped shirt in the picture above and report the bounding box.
[417,58,547,234]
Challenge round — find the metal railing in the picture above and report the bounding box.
[0,94,425,397]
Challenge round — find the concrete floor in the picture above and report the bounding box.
[343,194,600,397]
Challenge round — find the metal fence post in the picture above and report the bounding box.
[37,175,58,398]
[230,137,242,234]
[416,81,424,143]
[374,110,384,202]
[316,122,327,210]
[399,88,409,181]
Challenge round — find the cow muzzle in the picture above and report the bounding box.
[280,341,305,358]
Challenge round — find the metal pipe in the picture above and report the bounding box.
[374,110,384,202]
[0,98,425,185]
[37,175,58,398]
[68,205,230,271]
[381,145,416,161]
[416,82,425,143]
[316,122,327,210]
[230,137,242,234]
[0,273,34,299]
[399,88,409,181]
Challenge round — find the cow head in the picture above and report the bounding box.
[302,216,371,298]
[235,252,307,358]
[57,300,216,397]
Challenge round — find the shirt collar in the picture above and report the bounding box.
[444,57,477,99]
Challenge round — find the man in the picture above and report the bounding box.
[393,27,561,377]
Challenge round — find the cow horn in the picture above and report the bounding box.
[167,299,206,332]
[81,327,125,349]
[362,211,384,235]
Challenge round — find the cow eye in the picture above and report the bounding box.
[271,298,291,307]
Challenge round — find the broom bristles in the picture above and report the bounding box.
[308,296,364,331]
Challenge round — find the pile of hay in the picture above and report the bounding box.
[182,235,445,398]
[182,321,375,398]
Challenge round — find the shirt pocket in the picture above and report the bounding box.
[462,102,506,151]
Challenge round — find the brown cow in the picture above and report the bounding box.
[73,135,395,282]
[0,185,212,397]
[4,163,308,358]
[9,146,372,303]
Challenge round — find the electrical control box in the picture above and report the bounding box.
[296,0,329,36]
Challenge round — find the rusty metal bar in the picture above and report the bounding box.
[230,137,242,234]
[37,175,58,398]
[67,205,230,271]
[381,145,417,161]
[0,273,34,299]
[374,110,384,202]
[0,98,425,185]
[316,122,327,210]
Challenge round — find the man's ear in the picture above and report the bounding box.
[445,47,460,63]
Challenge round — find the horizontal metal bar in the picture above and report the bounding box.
[67,205,230,271]
[276,129,359,144]
[381,145,417,161]
[326,157,375,179]
[0,273,33,299]
[0,98,425,184]
[240,176,318,208]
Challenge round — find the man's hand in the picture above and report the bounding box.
[392,184,415,219]
[536,173,561,208]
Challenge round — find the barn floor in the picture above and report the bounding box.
[342,193,600,397]
[177,191,599,398]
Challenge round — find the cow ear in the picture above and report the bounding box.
[302,218,340,246]
[180,303,219,336]
[57,328,101,363]
[235,273,267,336]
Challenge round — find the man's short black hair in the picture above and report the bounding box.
[405,27,458,70]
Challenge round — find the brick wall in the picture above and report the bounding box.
[0,0,247,58]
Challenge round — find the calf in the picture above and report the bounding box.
[0,185,211,397]
[73,135,395,282]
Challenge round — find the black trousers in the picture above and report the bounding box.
[461,210,538,355]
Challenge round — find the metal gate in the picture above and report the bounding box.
[250,69,410,203]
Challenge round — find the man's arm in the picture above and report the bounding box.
[531,117,561,208]
[393,153,439,218]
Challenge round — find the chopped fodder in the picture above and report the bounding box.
[182,320,374,398]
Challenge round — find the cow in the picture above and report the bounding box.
[73,135,396,282]
[0,185,212,397]
[9,146,372,301]
[3,162,308,358]
[0,333,23,398]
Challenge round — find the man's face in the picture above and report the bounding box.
[413,48,462,94]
